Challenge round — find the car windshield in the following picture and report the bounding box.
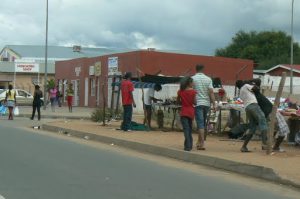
[0,89,5,95]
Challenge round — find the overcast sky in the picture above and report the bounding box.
[0,0,299,55]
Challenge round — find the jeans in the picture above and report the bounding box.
[245,103,268,144]
[31,105,41,120]
[121,105,133,131]
[195,105,210,130]
[180,116,193,151]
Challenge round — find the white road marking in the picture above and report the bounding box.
[0,195,5,199]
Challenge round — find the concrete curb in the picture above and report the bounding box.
[42,124,300,189]
[17,114,91,120]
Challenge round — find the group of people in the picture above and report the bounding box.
[119,63,289,153]
[236,79,289,152]
[48,84,74,113]
[118,64,216,152]
[2,83,75,121]
[177,64,216,151]
[119,72,163,132]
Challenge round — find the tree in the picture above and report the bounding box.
[215,30,300,69]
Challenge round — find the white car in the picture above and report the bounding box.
[0,89,44,106]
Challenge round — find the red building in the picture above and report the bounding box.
[55,50,253,107]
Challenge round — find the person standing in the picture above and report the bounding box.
[49,86,57,112]
[177,77,197,151]
[120,72,136,132]
[56,85,62,107]
[143,84,163,129]
[66,83,74,113]
[5,84,16,120]
[192,64,216,150]
[31,85,43,121]
[236,80,268,152]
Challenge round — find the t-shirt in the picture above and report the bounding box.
[6,90,16,101]
[192,73,213,107]
[178,89,197,119]
[49,88,57,98]
[121,79,134,105]
[144,88,155,105]
[240,84,257,108]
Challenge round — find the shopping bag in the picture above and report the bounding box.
[0,105,7,115]
[14,106,20,116]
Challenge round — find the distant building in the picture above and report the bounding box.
[0,45,121,92]
[254,64,300,94]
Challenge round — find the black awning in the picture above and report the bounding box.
[132,74,182,84]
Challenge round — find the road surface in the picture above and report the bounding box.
[0,117,299,199]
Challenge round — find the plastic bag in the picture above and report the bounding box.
[14,106,20,116]
[0,105,7,115]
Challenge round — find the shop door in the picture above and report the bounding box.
[71,80,80,106]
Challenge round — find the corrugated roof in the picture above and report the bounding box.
[265,64,300,74]
[282,64,300,71]
[4,45,129,59]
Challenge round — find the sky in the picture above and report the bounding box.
[0,0,299,56]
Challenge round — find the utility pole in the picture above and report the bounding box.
[43,0,49,110]
[290,0,294,94]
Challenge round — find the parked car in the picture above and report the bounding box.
[0,89,44,106]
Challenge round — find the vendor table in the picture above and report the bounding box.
[153,103,181,130]
[216,104,245,134]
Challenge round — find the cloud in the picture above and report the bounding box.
[0,0,299,55]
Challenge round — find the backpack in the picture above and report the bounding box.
[253,90,273,118]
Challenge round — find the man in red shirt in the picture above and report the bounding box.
[120,72,136,131]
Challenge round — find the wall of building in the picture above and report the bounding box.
[55,50,254,109]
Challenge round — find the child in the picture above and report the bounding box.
[177,77,197,151]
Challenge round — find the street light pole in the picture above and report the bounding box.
[43,0,49,110]
[290,0,294,94]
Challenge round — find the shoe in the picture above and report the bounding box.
[196,146,206,150]
[124,129,132,132]
[240,146,251,152]
[116,128,122,131]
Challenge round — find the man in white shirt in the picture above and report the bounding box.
[236,80,268,152]
[143,84,162,129]
[192,64,216,150]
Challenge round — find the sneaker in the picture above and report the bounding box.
[124,129,132,132]
[240,146,251,152]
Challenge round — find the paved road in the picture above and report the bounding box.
[0,117,299,199]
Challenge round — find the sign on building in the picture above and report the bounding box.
[94,61,101,76]
[108,57,118,75]
[15,63,39,73]
[89,65,95,76]
[75,66,81,77]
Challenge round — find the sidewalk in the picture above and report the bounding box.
[42,117,300,189]
[16,106,94,120]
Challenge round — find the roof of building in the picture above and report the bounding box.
[265,64,300,74]
[2,45,132,59]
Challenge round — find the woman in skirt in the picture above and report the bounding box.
[5,84,16,120]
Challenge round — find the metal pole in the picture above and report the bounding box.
[290,0,294,94]
[43,0,49,110]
